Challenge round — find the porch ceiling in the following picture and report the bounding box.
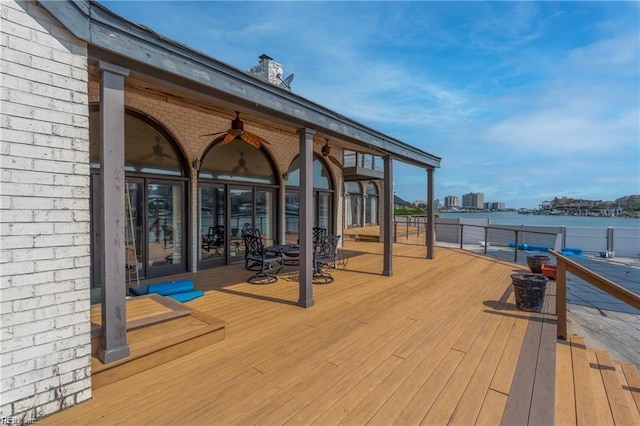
[41,0,441,170]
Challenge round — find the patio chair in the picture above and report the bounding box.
[313,234,340,284]
[313,227,327,242]
[242,233,284,284]
[202,225,224,254]
[162,220,173,248]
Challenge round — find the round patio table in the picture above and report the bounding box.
[265,244,300,265]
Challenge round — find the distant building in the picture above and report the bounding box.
[539,201,552,211]
[484,202,505,211]
[616,195,640,209]
[444,195,459,209]
[462,192,484,210]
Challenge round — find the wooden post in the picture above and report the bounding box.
[382,156,393,276]
[297,127,315,308]
[556,260,567,339]
[97,61,130,364]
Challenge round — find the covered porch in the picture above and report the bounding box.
[41,241,639,424]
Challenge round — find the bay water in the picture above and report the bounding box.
[438,212,639,229]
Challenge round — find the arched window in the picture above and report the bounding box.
[199,139,276,184]
[345,182,363,228]
[90,109,185,176]
[197,139,278,267]
[365,182,379,225]
[284,155,334,243]
[89,108,188,293]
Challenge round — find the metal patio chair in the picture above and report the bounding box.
[313,234,340,284]
[242,233,284,284]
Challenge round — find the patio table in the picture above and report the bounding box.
[265,244,300,266]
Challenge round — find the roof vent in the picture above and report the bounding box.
[247,54,294,90]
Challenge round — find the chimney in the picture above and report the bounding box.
[247,54,293,90]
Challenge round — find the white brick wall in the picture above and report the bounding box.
[0,0,91,421]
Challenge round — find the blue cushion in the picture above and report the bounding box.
[128,279,194,297]
[168,290,204,303]
[148,279,194,296]
[129,285,149,296]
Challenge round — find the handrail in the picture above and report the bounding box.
[550,250,640,340]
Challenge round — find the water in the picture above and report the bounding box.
[438,212,639,229]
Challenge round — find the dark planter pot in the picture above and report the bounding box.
[526,255,550,273]
[511,273,548,312]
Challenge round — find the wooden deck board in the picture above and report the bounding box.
[571,336,600,425]
[595,350,638,425]
[620,362,640,415]
[39,242,634,425]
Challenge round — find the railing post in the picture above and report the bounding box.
[406,217,409,239]
[394,221,397,243]
[514,230,519,262]
[556,260,567,339]
[460,224,464,249]
[606,227,614,252]
[484,227,488,255]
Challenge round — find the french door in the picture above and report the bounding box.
[199,183,276,268]
[90,175,187,294]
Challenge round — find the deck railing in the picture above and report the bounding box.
[549,250,640,339]
[394,219,560,263]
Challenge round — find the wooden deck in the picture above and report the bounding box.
[42,242,639,425]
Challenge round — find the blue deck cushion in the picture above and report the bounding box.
[148,279,194,295]
[128,279,194,297]
[129,285,148,296]
[168,290,204,303]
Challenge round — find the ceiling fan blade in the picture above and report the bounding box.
[135,152,156,162]
[161,153,177,160]
[218,130,241,145]
[199,131,226,137]
[328,155,342,169]
[241,131,268,149]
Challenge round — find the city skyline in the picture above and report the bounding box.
[102,1,639,209]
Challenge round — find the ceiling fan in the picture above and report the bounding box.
[201,111,269,149]
[231,153,249,174]
[138,137,176,161]
[322,139,342,169]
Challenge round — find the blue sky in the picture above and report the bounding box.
[102,1,639,209]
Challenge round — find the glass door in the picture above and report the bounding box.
[199,184,225,266]
[126,179,144,282]
[256,188,276,244]
[318,192,331,231]
[147,181,186,277]
[229,187,253,263]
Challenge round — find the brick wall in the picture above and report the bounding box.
[0,0,91,421]
[88,78,345,251]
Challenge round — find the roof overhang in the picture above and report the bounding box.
[39,0,441,170]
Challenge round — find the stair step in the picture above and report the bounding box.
[592,349,638,425]
[616,361,640,418]
[564,333,640,425]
